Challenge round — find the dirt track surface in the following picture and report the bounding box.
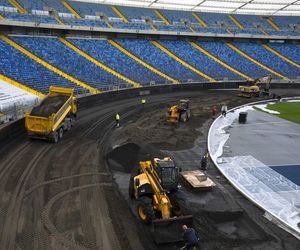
[0,89,300,250]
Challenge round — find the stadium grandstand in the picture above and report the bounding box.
[0,1,300,249]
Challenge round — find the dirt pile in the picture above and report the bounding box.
[31,95,69,117]
[106,143,166,173]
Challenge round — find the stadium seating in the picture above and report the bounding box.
[17,0,68,12]
[112,21,151,30]
[69,38,166,84]
[2,12,57,24]
[233,42,300,79]
[117,6,159,21]
[160,40,242,80]
[268,43,300,65]
[11,36,122,89]
[197,41,270,78]
[115,38,204,81]
[61,17,108,28]
[69,1,118,18]
[0,0,11,7]
[0,38,83,94]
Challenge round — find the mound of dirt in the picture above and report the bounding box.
[31,95,69,117]
[106,143,166,173]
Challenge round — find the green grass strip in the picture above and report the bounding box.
[267,102,300,124]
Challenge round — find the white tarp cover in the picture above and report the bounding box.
[208,101,300,239]
[0,79,39,111]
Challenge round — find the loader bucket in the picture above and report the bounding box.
[151,215,193,244]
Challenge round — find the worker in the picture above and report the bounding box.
[211,105,217,119]
[221,104,228,117]
[180,225,199,250]
[264,74,272,94]
[115,112,120,128]
[201,150,209,170]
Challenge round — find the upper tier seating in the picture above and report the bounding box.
[0,1,298,37]
[17,0,69,12]
[68,1,118,18]
[11,36,122,89]
[0,38,83,94]
[0,0,11,7]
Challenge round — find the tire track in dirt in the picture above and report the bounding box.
[0,144,51,250]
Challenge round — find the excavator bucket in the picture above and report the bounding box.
[151,215,193,244]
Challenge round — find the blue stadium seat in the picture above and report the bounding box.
[268,43,300,65]
[70,38,166,85]
[116,38,203,81]
[233,42,300,79]
[17,0,69,12]
[117,6,159,21]
[0,38,83,94]
[0,0,12,7]
[160,40,241,80]
[11,36,122,89]
[197,41,270,79]
[2,12,57,24]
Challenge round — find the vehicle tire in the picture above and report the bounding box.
[58,128,63,140]
[181,112,188,122]
[53,131,59,143]
[137,197,155,224]
[169,193,181,217]
[129,176,135,199]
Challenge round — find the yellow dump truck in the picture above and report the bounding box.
[25,86,77,142]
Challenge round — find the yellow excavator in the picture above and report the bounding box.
[167,99,191,123]
[129,157,193,243]
[239,75,272,98]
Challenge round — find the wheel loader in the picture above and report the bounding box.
[129,157,193,244]
[166,99,191,123]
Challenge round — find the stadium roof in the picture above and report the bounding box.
[75,0,300,16]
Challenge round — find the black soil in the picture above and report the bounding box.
[31,95,69,117]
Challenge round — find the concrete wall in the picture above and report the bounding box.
[1,82,300,145]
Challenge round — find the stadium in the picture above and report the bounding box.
[0,0,300,249]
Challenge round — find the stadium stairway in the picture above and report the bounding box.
[226,42,289,80]
[8,0,26,14]
[190,42,252,81]
[59,38,141,88]
[192,12,207,27]
[111,6,128,23]
[154,10,170,25]
[55,16,64,25]
[262,44,300,69]
[105,20,114,28]
[267,17,281,31]
[108,39,178,84]
[0,35,98,94]
[62,0,81,19]
[228,15,244,29]
[152,41,215,82]
[0,73,45,97]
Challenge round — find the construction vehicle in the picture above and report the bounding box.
[129,157,193,243]
[25,86,77,142]
[239,75,272,98]
[167,99,191,123]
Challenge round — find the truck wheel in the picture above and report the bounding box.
[53,131,59,143]
[58,128,63,140]
[137,197,155,224]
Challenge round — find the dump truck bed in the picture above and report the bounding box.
[30,95,69,118]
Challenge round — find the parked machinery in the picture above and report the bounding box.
[239,75,272,98]
[166,99,191,123]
